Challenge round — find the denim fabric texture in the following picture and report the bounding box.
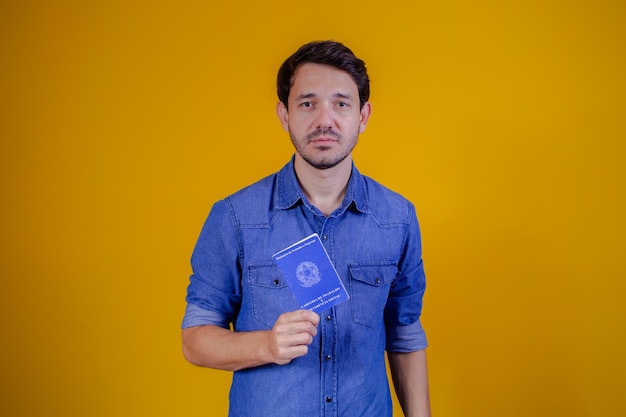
[183,157,427,417]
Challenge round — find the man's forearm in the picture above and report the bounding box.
[182,324,273,371]
[182,310,320,372]
[388,349,431,417]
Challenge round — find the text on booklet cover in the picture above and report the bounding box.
[272,233,349,314]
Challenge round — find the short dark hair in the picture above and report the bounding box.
[277,40,370,109]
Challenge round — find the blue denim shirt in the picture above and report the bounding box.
[183,158,427,417]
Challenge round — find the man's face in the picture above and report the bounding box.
[277,63,371,170]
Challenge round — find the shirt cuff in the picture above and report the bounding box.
[181,303,230,329]
[386,320,428,352]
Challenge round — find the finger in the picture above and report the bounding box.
[273,318,316,337]
[274,320,318,338]
[278,330,315,347]
[279,310,320,325]
[274,344,310,364]
[296,309,320,325]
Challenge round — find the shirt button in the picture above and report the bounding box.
[326,315,332,321]
[326,397,332,403]
[273,279,280,285]
[375,277,382,284]
[322,235,328,240]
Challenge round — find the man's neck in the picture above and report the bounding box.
[293,155,352,217]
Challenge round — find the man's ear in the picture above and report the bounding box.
[276,102,289,132]
[359,101,372,134]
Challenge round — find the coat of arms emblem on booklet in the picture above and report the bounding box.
[272,233,349,314]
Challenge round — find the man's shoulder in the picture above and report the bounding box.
[228,172,277,200]
[220,172,278,225]
[360,174,416,224]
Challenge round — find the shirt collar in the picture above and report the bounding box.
[276,156,370,214]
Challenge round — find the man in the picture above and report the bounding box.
[182,40,431,417]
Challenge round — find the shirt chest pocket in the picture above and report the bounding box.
[247,262,298,329]
[348,263,397,329]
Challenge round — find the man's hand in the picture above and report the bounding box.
[265,310,320,365]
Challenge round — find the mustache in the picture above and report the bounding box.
[305,128,341,142]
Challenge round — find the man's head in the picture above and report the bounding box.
[275,41,372,171]
[277,40,370,110]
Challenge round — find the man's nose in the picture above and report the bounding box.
[314,104,333,129]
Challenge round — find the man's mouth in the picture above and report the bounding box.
[306,128,341,142]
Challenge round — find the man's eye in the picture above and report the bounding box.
[302,102,312,108]
[337,102,348,107]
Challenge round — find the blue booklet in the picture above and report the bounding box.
[272,233,349,314]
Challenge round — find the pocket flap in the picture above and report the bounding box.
[348,263,397,286]
[248,262,288,288]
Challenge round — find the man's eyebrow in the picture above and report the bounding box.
[296,93,317,100]
[335,93,353,100]
[295,92,354,100]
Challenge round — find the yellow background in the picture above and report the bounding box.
[1,1,625,416]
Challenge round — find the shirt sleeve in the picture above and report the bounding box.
[182,303,230,329]
[182,199,242,329]
[384,202,428,352]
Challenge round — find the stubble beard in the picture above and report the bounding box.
[289,128,358,170]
